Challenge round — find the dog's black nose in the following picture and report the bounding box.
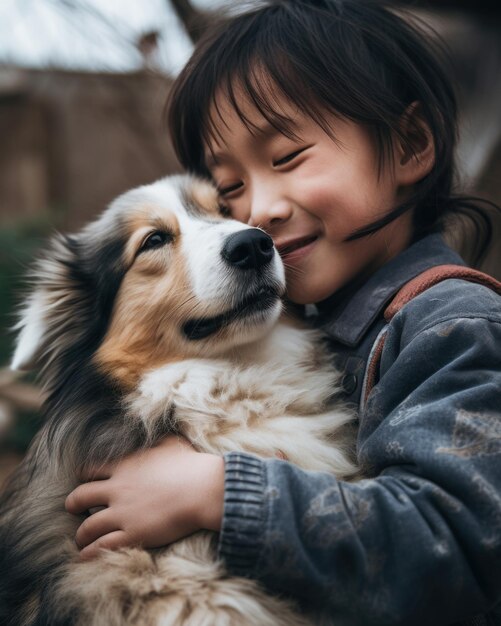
[222,229,274,270]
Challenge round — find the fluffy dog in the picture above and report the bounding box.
[0,175,358,626]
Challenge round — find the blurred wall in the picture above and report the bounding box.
[0,66,180,229]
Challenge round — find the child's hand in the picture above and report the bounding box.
[65,435,225,560]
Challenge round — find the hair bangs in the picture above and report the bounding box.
[168,1,496,262]
[168,5,350,177]
[167,0,454,189]
[213,60,338,140]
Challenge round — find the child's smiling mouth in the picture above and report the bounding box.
[275,235,319,261]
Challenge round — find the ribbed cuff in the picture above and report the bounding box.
[217,451,267,577]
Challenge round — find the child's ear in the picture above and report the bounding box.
[394,101,435,185]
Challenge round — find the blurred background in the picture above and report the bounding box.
[0,0,500,483]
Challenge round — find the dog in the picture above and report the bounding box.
[0,174,358,626]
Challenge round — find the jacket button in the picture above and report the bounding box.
[341,374,357,395]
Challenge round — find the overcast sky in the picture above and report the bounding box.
[0,0,231,75]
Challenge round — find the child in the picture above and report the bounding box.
[65,1,501,623]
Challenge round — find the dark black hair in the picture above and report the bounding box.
[167,0,493,262]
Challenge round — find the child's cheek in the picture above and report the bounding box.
[299,182,356,240]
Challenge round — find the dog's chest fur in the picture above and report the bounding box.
[127,322,357,478]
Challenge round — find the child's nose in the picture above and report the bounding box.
[248,198,293,229]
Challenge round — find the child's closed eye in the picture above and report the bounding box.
[273,146,310,167]
[218,182,243,197]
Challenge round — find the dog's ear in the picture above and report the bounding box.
[11,290,50,371]
[10,235,76,370]
[11,227,127,377]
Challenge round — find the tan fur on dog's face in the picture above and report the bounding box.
[95,203,188,388]
[94,176,285,388]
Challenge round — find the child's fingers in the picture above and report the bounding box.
[75,508,118,549]
[79,530,133,561]
[65,481,109,514]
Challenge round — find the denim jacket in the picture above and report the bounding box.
[217,234,501,626]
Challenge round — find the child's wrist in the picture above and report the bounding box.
[194,453,225,532]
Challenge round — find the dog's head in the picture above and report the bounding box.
[12,175,285,390]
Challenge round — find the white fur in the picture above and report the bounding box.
[11,291,48,371]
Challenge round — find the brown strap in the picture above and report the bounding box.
[363,331,387,407]
[384,264,501,322]
[363,265,501,407]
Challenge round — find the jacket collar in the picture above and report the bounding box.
[313,233,466,347]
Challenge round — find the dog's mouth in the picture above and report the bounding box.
[183,286,281,341]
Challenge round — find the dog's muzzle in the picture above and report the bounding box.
[182,228,281,342]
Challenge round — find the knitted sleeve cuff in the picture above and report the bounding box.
[217,451,267,577]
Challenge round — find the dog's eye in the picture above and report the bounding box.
[140,231,173,253]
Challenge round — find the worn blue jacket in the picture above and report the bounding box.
[217,234,501,626]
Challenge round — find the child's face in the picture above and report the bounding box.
[205,92,414,304]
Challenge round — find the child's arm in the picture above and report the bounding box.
[65,436,224,560]
[218,281,501,624]
[66,281,501,623]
